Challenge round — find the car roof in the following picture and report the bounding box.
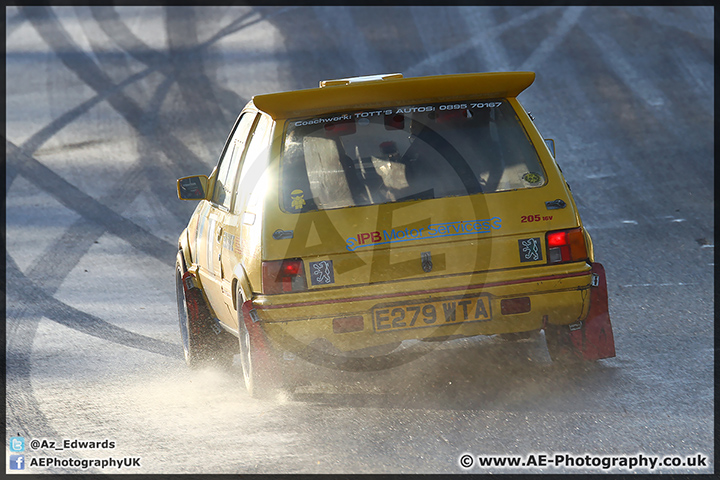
[251,71,535,120]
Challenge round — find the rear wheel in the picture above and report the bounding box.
[237,291,281,398]
[544,324,584,363]
[176,259,234,368]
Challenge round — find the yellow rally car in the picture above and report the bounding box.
[175,72,615,397]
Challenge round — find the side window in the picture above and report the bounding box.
[233,115,272,214]
[212,113,256,209]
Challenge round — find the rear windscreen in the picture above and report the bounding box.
[280,99,546,213]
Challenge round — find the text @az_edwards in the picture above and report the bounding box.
[28,438,116,451]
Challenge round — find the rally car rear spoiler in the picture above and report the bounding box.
[252,71,536,119]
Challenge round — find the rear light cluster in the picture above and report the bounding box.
[262,259,307,294]
[546,228,588,264]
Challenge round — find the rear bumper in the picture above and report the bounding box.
[249,263,594,352]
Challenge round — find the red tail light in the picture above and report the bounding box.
[546,228,588,264]
[262,259,307,294]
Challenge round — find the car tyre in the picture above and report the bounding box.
[176,259,234,369]
[237,291,281,399]
[544,324,584,364]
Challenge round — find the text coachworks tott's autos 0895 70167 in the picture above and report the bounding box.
[175,72,615,398]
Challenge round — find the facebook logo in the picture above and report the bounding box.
[10,436,25,452]
[10,455,25,470]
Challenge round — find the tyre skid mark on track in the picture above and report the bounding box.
[5,8,26,37]
[579,13,667,110]
[70,19,195,225]
[624,6,714,40]
[17,6,271,228]
[5,306,61,448]
[22,6,148,132]
[5,251,182,450]
[7,7,177,443]
[6,141,179,435]
[86,6,258,221]
[313,6,382,74]
[19,6,211,172]
[15,61,159,158]
[12,6,274,292]
[7,7,253,442]
[519,6,585,71]
[10,3,281,315]
[14,5,276,195]
[165,6,233,148]
[7,141,176,266]
[456,8,511,72]
[7,6,200,371]
[12,8,201,228]
[89,6,169,68]
[18,80,176,294]
[7,253,183,360]
[404,6,553,76]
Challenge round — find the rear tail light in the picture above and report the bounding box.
[546,228,588,264]
[262,259,307,294]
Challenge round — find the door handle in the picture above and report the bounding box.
[217,227,223,242]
